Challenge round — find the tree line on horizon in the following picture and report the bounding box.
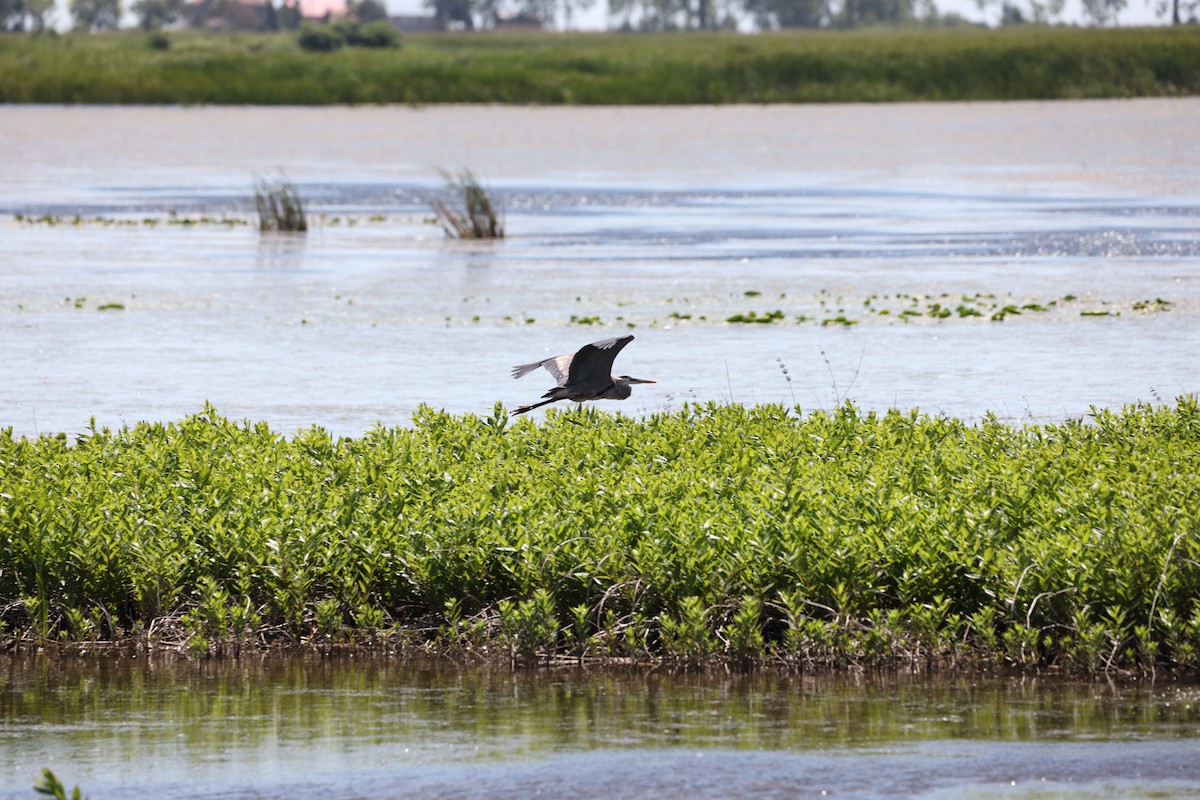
[0,0,1194,40]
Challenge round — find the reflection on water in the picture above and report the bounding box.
[2,657,1199,799]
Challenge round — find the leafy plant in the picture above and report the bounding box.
[661,595,715,662]
[298,20,400,51]
[33,769,83,800]
[2,398,1199,672]
[336,19,401,48]
[726,310,783,324]
[722,596,765,663]
[297,23,343,52]
[499,589,558,661]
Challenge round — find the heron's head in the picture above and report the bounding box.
[618,376,656,386]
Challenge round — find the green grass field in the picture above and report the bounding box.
[1,26,1199,104]
[2,400,1198,672]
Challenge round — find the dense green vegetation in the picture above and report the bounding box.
[2,400,1199,673]
[1,26,1198,104]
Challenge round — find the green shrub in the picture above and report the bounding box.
[342,20,401,48]
[300,20,400,52]
[33,768,83,800]
[297,24,343,53]
[2,398,1199,672]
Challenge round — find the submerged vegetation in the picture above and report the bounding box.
[2,400,1199,674]
[0,27,1198,105]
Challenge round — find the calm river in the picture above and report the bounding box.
[2,657,1199,800]
[1,101,1199,436]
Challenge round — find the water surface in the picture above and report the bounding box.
[4,103,1200,799]
[2,101,1199,436]
[3,657,1199,799]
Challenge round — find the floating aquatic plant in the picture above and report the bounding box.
[33,769,83,800]
[727,310,784,324]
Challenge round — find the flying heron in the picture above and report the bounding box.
[510,335,655,416]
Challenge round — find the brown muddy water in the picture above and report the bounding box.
[2,657,1199,800]
[1,101,1199,437]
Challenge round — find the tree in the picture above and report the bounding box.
[349,0,387,21]
[507,0,558,24]
[1159,0,1200,23]
[277,0,302,29]
[743,0,828,27]
[560,0,596,27]
[834,0,914,26]
[975,0,1063,25]
[426,0,474,28]
[132,0,183,28]
[639,0,687,30]
[607,0,635,26]
[469,0,558,27]
[70,0,122,29]
[687,0,722,29]
[1,0,53,30]
[607,0,723,29]
[1080,0,1123,23]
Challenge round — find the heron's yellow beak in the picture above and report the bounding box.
[627,377,656,385]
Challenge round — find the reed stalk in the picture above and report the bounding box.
[431,169,504,239]
[255,178,307,233]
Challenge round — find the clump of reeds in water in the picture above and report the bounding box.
[431,169,504,239]
[255,177,307,233]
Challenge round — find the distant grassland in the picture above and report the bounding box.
[2,400,1199,673]
[1,26,1198,104]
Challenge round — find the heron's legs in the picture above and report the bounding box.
[510,397,561,416]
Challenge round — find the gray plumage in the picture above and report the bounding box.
[510,335,655,416]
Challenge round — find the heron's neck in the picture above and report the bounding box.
[612,379,632,399]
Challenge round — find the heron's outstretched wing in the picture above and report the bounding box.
[567,335,634,388]
[511,353,575,385]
